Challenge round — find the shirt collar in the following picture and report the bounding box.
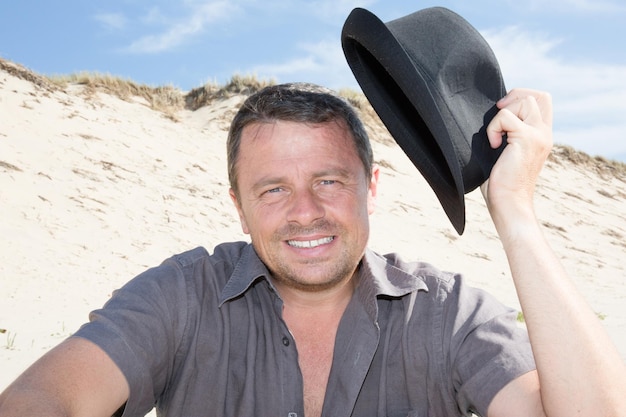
[354,248,429,321]
[219,243,272,306]
[359,248,428,297]
[219,244,428,306]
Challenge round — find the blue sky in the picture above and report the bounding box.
[1,0,625,161]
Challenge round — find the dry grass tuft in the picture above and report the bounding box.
[338,87,368,109]
[0,58,276,116]
[550,145,626,182]
[50,72,184,115]
[0,59,58,92]
[338,88,396,146]
[185,74,275,110]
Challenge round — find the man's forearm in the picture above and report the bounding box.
[0,337,129,417]
[0,385,72,417]
[499,216,626,416]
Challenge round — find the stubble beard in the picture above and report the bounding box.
[263,220,363,292]
[270,246,359,292]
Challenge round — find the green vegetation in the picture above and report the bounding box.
[516,311,606,323]
[4,331,16,350]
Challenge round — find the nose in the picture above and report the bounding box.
[286,187,325,226]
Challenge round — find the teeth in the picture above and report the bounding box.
[288,236,334,248]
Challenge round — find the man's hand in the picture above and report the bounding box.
[481,89,553,235]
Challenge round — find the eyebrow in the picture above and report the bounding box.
[251,176,287,193]
[250,167,354,192]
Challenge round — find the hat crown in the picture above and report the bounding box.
[342,7,506,234]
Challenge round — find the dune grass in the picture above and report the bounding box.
[185,74,275,110]
[50,71,184,114]
[2,56,625,177]
[549,144,626,182]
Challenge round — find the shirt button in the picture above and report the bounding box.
[282,336,290,346]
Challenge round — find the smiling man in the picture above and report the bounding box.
[0,83,624,417]
[230,119,376,291]
[226,93,380,415]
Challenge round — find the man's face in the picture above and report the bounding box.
[230,119,379,292]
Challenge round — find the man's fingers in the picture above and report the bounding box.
[486,108,520,148]
[486,89,553,149]
[498,89,553,127]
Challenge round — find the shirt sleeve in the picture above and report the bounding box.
[72,258,189,417]
[444,276,536,417]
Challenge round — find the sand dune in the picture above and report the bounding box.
[1,59,625,391]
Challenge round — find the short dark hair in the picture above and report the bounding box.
[227,82,373,195]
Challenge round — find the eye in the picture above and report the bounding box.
[265,187,283,194]
[320,179,337,186]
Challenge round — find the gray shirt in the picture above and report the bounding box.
[74,242,535,417]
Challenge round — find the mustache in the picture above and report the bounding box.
[275,219,338,239]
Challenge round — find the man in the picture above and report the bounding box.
[0,83,624,417]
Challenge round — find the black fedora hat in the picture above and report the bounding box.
[341,7,507,234]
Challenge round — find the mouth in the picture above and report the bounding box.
[287,236,335,249]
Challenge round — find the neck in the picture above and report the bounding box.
[275,272,357,314]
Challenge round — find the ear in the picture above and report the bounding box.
[367,164,380,215]
[229,188,250,234]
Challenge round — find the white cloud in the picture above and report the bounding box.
[139,7,170,26]
[554,124,626,158]
[483,26,626,159]
[123,1,239,54]
[241,18,626,160]
[509,0,626,13]
[305,0,377,20]
[94,13,128,31]
[248,39,358,89]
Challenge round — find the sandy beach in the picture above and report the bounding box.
[1,59,625,392]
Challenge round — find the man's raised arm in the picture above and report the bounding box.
[484,89,626,417]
